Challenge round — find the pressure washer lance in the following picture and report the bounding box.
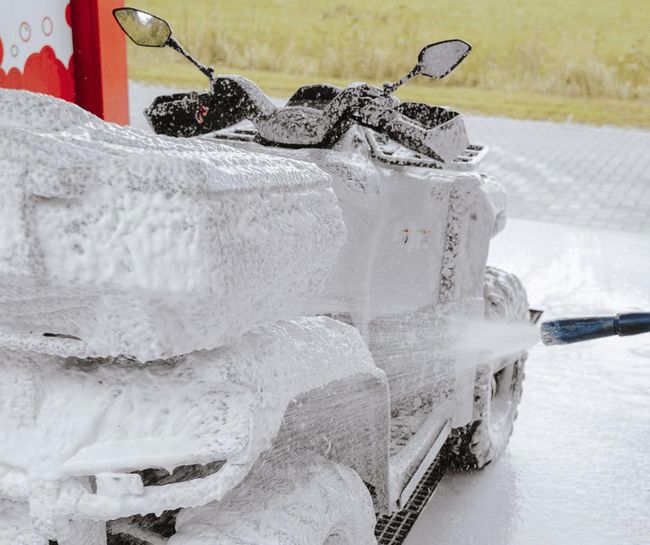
[541,312,650,345]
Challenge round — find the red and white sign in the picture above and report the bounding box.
[0,0,128,123]
[0,0,75,101]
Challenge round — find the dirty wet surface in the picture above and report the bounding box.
[408,220,650,545]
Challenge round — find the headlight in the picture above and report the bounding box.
[95,473,144,497]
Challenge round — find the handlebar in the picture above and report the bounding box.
[143,81,470,163]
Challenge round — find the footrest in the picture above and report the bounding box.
[375,448,447,545]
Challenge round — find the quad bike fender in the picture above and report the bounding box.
[0,317,389,532]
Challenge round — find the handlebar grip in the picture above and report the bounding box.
[145,92,214,137]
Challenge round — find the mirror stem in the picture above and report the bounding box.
[167,37,214,81]
[382,65,421,95]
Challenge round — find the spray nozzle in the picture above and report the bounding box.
[541,312,650,346]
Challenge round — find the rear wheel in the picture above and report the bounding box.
[448,267,529,470]
[449,355,527,470]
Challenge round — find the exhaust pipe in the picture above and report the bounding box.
[541,312,650,346]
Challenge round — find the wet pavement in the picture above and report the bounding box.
[409,220,650,545]
[467,117,650,233]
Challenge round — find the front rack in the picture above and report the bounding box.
[365,131,487,171]
[210,127,259,143]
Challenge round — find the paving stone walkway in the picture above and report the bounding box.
[466,116,650,232]
[130,82,650,232]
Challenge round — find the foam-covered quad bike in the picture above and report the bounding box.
[0,8,537,545]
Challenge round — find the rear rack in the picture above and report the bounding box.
[209,127,487,171]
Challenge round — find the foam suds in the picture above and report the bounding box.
[0,89,346,361]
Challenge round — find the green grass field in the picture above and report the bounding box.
[127,0,650,128]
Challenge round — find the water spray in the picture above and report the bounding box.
[541,312,650,346]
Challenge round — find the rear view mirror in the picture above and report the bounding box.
[383,38,472,95]
[418,40,471,79]
[113,8,172,47]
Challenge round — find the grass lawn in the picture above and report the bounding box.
[130,62,650,128]
[127,0,650,128]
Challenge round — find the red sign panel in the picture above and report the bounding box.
[0,0,128,124]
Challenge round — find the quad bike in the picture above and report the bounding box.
[114,8,474,166]
[0,8,541,545]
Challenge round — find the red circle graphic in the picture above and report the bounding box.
[20,22,32,42]
[42,17,53,37]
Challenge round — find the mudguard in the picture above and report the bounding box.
[0,317,389,533]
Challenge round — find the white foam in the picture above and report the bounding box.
[218,133,509,418]
[0,90,346,361]
[0,316,383,524]
[0,499,47,545]
[171,457,377,545]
